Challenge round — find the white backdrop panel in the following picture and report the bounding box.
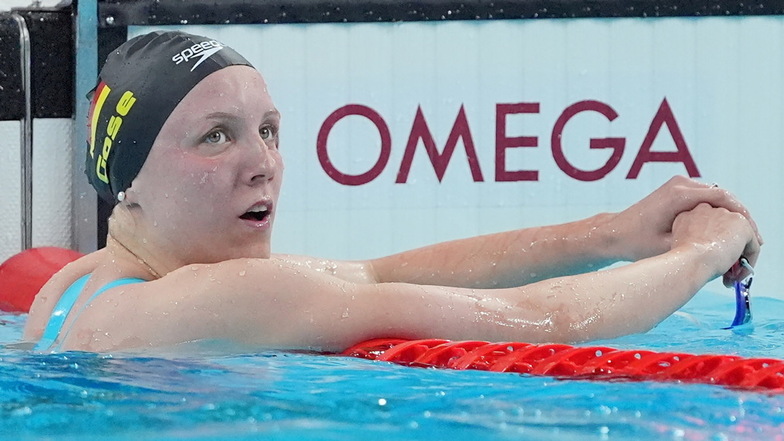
[0,119,74,262]
[130,17,784,297]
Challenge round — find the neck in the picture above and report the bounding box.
[107,232,162,279]
[107,207,171,279]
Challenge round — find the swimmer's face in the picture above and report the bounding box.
[129,66,283,262]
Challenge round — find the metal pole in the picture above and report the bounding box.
[12,13,32,251]
[72,0,99,253]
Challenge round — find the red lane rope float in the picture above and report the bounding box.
[342,338,784,393]
[0,247,84,313]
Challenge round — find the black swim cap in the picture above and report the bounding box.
[85,31,253,203]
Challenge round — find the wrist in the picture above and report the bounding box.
[586,212,626,263]
[669,242,721,286]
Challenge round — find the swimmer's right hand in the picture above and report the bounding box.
[609,175,763,263]
[671,202,761,287]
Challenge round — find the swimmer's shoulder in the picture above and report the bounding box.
[60,258,312,351]
[23,250,106,339]
[51,257,375,351]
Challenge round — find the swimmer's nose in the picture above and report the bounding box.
[244,138,278,183]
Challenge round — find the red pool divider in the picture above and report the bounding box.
[0,247,84,313]
[342,338,784,393]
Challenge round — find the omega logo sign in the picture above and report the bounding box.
[316,98,699,185]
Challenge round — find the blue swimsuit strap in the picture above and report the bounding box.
[35,275,145,351]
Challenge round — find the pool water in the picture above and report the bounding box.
[1,289,784,441]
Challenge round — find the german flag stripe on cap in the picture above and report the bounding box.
[88,81,111,159]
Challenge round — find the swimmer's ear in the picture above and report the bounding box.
[121,183,141,206]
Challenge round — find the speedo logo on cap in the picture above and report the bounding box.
[172,40,225,72]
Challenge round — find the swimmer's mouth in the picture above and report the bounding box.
[240,205,271,222]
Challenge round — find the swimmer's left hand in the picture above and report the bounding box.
[608,175,763,264]
[670,203,760,288]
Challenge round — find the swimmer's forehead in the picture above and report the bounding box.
[166,67,280,125]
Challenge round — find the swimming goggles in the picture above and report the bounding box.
[726,257,753,329]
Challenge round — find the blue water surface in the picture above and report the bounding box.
[1,289,784,441]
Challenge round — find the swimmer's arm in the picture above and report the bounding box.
[271,213,621,289]
[66,203,755,352]
[366,176,762,289]
[66,246,712,352]
[264,205,754,349]
[273,178,761,290]
[369,212,621,289]
[277,243,732,348]
[228,246,713,348]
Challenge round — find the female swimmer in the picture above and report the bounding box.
[23,31,761,352]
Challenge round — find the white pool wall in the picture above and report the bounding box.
[0,119,74,258]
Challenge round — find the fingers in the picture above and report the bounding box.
[697,187,761,243]
[668,177,763,245]
[660,177,762,288]
[721,221,761,287]
[723,261,752,288]
[671,194,760,288]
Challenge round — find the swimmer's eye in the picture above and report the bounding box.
[204,129,229,144]
[260,125,277,142]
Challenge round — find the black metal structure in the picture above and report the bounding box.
[0,8,73,121]
[98,0,784,26]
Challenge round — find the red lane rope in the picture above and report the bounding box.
[341,339,784,393]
